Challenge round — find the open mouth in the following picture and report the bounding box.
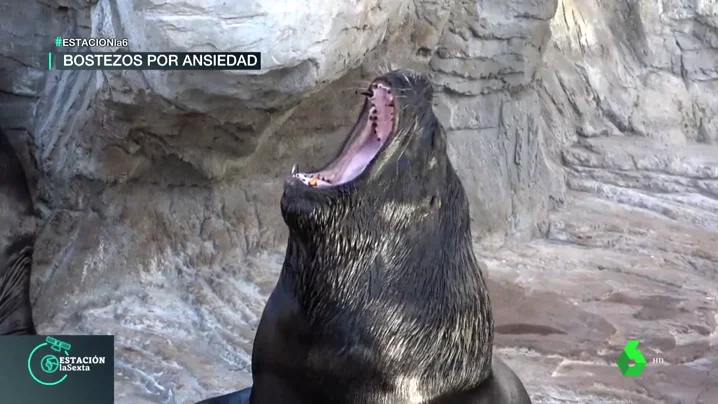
[291,80,395,188]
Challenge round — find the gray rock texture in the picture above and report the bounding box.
[0,0,716,403]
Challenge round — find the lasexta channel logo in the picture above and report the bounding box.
[616,340,647,376]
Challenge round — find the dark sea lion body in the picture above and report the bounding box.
[198,70,531,404]
[0,128,36,335]
[197,356,529,404]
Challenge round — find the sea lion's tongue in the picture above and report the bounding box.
[291,80,395,188]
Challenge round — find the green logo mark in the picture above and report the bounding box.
[616,340,647,376]
[40,355,60,373]
[28,336,72,385]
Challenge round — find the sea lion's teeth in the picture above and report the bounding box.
[291,164,297,174]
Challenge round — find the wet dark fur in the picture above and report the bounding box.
[198,70,530,404]
[0,128,36,335]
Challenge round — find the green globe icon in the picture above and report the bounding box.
[40,354,60,373]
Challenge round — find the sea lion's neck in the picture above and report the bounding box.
[280,189,490,319]
[278,200,495,387]
[282,221,414,294]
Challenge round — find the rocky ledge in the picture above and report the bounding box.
[488,137,718,403]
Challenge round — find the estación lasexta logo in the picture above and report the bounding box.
[27,336,72,385]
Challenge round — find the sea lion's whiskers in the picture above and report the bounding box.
[343,87,375,94]
[346,80,374,89]
[342,81,377,92]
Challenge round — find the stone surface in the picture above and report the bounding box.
[0,0,717,403]
[91,0,414,111]
[489,191,718,403]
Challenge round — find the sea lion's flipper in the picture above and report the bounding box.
[195,387,251,404]
[0,235,36,335]
[0,128,36,336]
[462,355,532,404]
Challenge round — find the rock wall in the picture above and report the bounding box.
[2,0,562,321]
[544,0,718,148]
[1,0,716,402]
[542,0,718,227]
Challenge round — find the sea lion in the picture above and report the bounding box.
[197,355,528,404]
[198,70,531,403]
[0,128,36,335]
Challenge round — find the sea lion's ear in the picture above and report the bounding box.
[431,125,445,151]
[429,195,441,210]
[422,194,441,215]
[423,84,433,102]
